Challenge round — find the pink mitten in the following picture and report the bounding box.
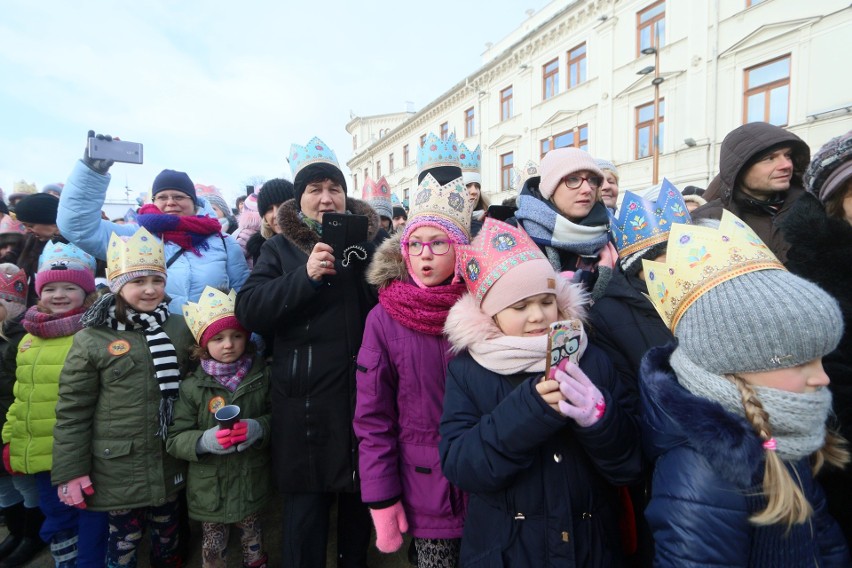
[554,360,606,427]
[215,428,234,449]
[57,475,95,509]
[369,501,408,553]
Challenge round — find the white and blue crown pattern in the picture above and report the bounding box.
[37,241,97,274]
[609,178,691,258]
[417,132,461,174]
[289,137,340,176]
[458,143,481,173]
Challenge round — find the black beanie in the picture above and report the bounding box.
[257,178,295,217]
[392,205,407,219]
[152,169,197,203]
[14,193,59,225]
[293,163,347,211]
[417,165,463,186]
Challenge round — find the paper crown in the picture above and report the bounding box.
[408,174,474,240]
[0,215,26,235]
[194,184,223,198]
[182,286,237,344]
[107,227,166,281]
[0,267,27,305]
[458,143,481,173]
[417,132,461,174]
[289,137,340,177]
[456,218,548,304]
[513,160,541,190]
[642,210,786,332]
[37,242,96,274]
[391,192,402,206]
[609,179,691,258]
[362,176,392,202]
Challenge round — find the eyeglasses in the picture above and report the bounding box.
[154,193,191,203]
[561,175,603,190]
[403,240,451,256]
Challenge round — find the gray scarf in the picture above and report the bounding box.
[670,347,831,462]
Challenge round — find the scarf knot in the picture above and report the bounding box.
[378,280,466,335]
[136,204,222,256]
[201,355,253,392]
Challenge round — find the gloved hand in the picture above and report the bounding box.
[2,443,18,475]
[196,427,237,455]
[554,360,607,427]
[230,419,263,452]
[82,129,115,175]
[369,501,408,553]
[57,475,94,509]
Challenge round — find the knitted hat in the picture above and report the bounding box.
[182,287,247,348]
[540,148,603,200]
[595,158,619,180]
[257,178,295,217]
[152,169,197,203]
[289,137,345,210]
[34,241,97,296]
[237,192,261,232]
[803,130,852,204]
[41,183,63,196]
[14,193,59,225]
[293,163,346,211]
[200,316,248,348]
[392,206,407,219]
[204,193,231,217]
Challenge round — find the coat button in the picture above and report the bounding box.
[562,531,570,542]
[103,448,111,456]
[553,453,563,463]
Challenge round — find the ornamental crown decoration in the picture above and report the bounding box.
[37,242,96,274]
[107,227,166,281]
[0,267,27,305]
[182,286,237,344]
[288,136,340,176]
[417,132,461,174]
[362,176,392,201]
[609,178,692,258]
[408,173,474,240]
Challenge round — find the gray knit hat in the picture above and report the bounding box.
[676,269,843,375]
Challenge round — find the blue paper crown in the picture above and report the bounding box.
[37,241,97,274]
[458,143,481,173]
[609,178,692,258]
[289,136,340,176]
[417,132,461,174]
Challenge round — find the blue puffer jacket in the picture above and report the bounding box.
[58,160,249,313]
[640,344,850,567]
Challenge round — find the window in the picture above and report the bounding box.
[637,1,665,56]
[500,86,514,121]
[440,122,449,140]
[540,125,590,159]
[465,107,475,138]
[376,160,382,179]
[567,43,587,89]
[403,144,410,167]
[500,152,514,190]
[635,99,665,159]
[420,134,427,147]
[746,0,765,7]
[389,153,395,173]
[542,58,559,100]
[403,187,410,203]
[744,55,790,126]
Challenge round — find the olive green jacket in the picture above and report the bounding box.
[51,316,194,511]
[166,357,273,523]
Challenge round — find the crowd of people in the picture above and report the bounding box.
[0,121,848,568]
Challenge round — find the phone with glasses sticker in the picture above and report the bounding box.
[87,137,143,164]
[545,319,585,376]
[321,213,368,260]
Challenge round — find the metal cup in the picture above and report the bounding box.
[214,404,241,430]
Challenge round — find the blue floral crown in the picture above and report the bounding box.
[417,132,461,174]
[289,136,340,176]
[37,241,97,274]
[609,178,692,258]
[458,143,481,173]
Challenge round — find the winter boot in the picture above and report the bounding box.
[0,505,46,567]
[49,529,78,568]
[0,503,23,560]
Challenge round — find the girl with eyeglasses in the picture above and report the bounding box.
[514,148,617,300]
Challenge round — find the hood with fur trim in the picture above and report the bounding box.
[444,276,588,354]
[366,232,407,290]
[276,196,380,256]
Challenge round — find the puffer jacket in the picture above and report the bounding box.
[2,333,74,474]
[51,316,194,511]
[57,160,250,313]
[0,317,26,439]
[353,233,466,539]
[166,357,272,523]
[640,344,850,567]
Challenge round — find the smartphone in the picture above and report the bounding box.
[321,213,368,260]
[545,319,586,376]
[486,204,517,222]
[88,137,143,164]
[246,185,254,195]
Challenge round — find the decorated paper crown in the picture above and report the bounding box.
[513,160,541,190]
[642,210,785,332]
[408,174,474,240]
[417,132,461,174]
[609,178,691,258]
[391,192,402,206]
[362,176,392,202]
[456,217,548,304]
[289,137,340,177]
[0,267,27,305]
[107,227,166,281]
[0,215,26,235]
[458,143,481,173]
[194,184,223,198]
[37,241,96,274]
[182,286,238,344]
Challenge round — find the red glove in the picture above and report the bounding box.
[3,444,18,475]
[369,501,408,553]
[57,475,95,509]
[215,428,234,449]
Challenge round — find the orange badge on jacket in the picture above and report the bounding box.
[108,340,131,356]
[208,396,226,414]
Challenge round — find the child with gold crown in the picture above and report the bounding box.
[51,227,194,567]
[166,286,271,568]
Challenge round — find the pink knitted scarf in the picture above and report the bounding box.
[22,305,86,339]
[378,280,466,336]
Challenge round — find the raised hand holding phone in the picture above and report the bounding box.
[553,360,606,427]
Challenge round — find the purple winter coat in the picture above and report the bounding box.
[353,234,466,539]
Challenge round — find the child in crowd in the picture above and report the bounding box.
[3,244,108,566]
[51,228,194,568]
[439,218,642,566]
[0,264,45,564]
[166,286,271,568]
[640,211,850,565]
[354,174,473,567]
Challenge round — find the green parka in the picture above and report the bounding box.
[51,315,193,511]
[166,356,273,523]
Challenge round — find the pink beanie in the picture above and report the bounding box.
[200,315,248,348]
[480,257,557,316]
[539,148,603,200]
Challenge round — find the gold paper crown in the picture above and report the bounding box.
[408,173,474,240]
[642,210,785,332]
[107,227,166,281]
[182,286,237,344]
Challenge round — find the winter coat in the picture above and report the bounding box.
[780,192,852,545]
[439,296,643,567]
[166,357,272,523]
[691,122,810,263]
[640,344,850,567]
[51,315,194,511]
[2,333,75,474]
[0,317,26,437]
[235,197,387,493]
[353,234,465,539]
[57,160,250,313]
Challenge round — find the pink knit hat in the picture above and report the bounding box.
[539,148,604,200]
[34,242,96,296]
[200,315,248,348]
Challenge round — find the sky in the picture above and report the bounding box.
[0,0,551,208]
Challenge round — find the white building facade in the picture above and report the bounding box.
[346,0,852,205]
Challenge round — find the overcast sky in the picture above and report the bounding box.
[0,0,550,207]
